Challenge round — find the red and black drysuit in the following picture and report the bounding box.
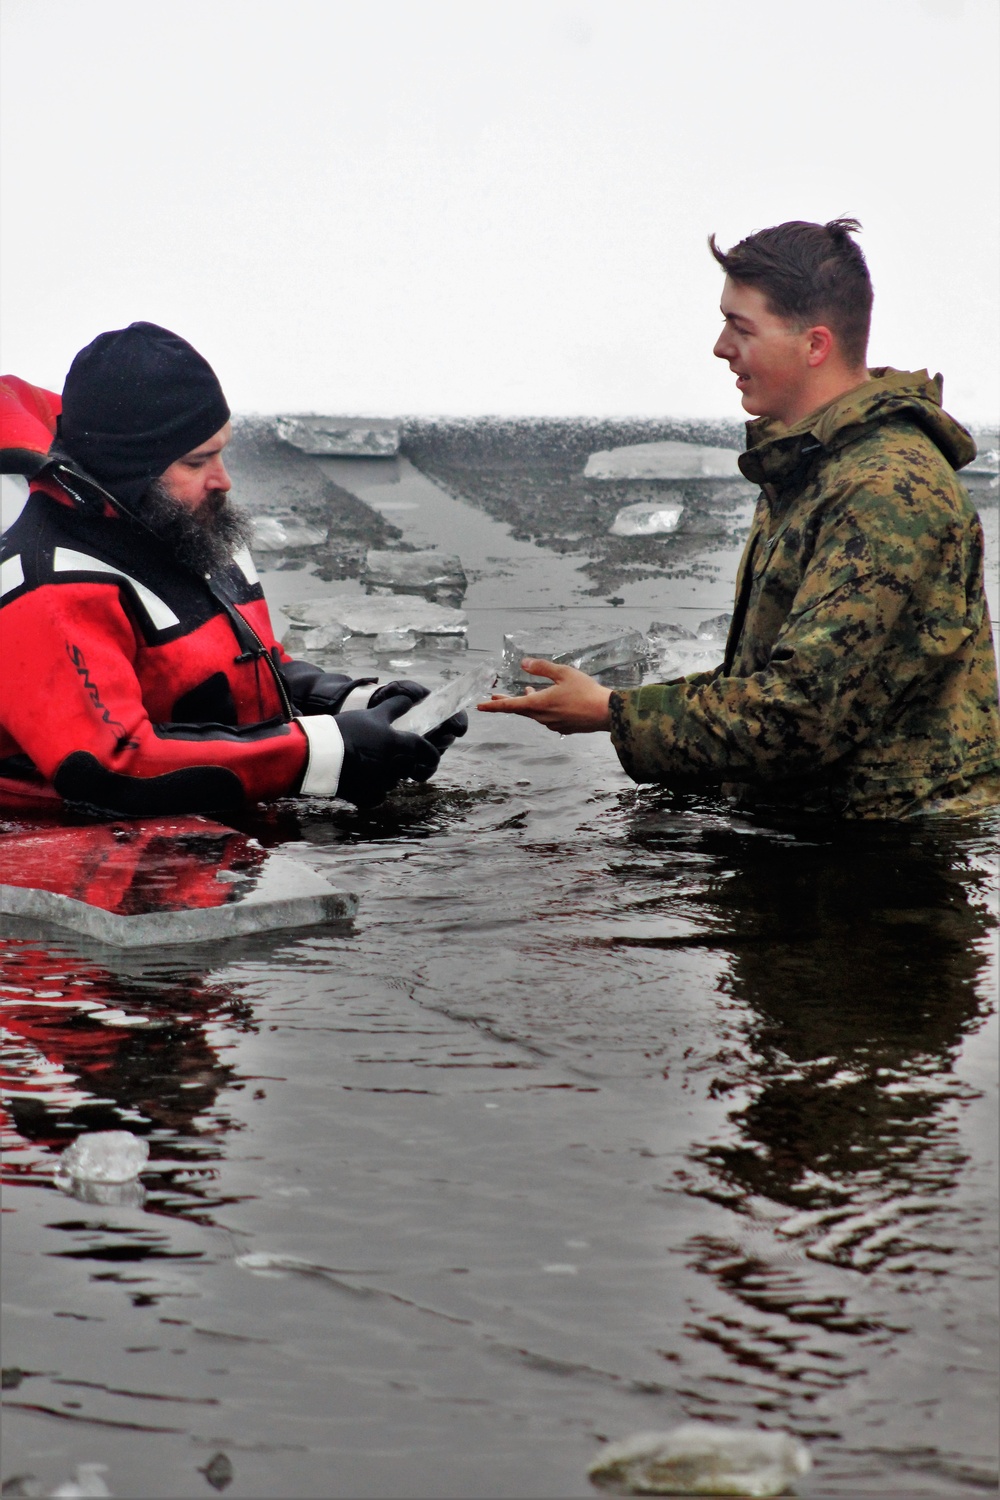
[0,470,365,813]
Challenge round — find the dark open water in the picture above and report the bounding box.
[2,431,998,1498]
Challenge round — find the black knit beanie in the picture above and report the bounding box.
[58,321,231,508]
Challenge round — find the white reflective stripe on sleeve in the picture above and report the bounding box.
[340,684,377,712]
[52,547,180,630]
[0,554,24,597]
[232,547,260,585]
[298,714,346,796]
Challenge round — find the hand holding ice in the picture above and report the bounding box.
[55,1131,149,1185]
[394,663,498,737]
[587,1424,810,1496]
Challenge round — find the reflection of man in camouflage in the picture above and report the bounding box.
[482,218,1000,818]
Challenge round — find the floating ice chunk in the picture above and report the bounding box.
[251,516,327,551]
[648,621,697,642]
[588,1425,810,1496]
[296,620,352,653]
[503,627,647,685]
[285,594,467,638]
[276,414,400,456]
[50,1465,111,1499]
[374,630,418,654]
[363,549,467,604]
[966,446,998,476]
[586,440,744,481]
[697,614,733,643]
[610,503,684,537]
[394,664,499,736]
[55,1131,149,1185]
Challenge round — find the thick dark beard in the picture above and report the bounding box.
[139,479,256,577]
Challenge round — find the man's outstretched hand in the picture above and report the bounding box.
[478,659,612,734]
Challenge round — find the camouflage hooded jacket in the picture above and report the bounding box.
[609,369,1000,818]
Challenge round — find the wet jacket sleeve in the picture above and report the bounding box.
[0,582,331,813]
[609,487,967,785]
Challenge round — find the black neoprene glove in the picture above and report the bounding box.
[369,679,468,753]
[280,660,377,715]
[335,694,441,809]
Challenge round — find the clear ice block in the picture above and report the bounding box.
[363,549,467,603]
[588,1424,811,1497]
[55,1130,149,1185]
[502,627,648,685]
[393,662,498,736]
[609,502,684,537]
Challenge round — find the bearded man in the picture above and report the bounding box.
[0,322,465,816]
[481,219,1000,818]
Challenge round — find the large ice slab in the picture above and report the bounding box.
[585,439,744,481]
[0,817,356,946]
[285,594,468,639]
[502,626,647,686]
[276,414,401,457]
[363,549,467,605]
[394,663,498,736]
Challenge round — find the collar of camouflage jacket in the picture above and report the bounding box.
[738,367,978,492]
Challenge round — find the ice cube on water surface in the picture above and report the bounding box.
[55,1130,149,1185]
[587,1424,810,1496]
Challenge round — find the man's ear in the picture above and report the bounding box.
[805,325,835,368]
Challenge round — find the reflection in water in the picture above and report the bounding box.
[617,798,997,1435]
[1,940,254,1221]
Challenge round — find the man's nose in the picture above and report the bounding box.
[713,330,733,361]
[208,458,231,492]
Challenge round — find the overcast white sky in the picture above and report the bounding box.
[2,0,997,421]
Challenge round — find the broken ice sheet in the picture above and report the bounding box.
[393,662,498,736]
[285,594,467,638]
[609,502,684,537]
[585,439,744,481]
[502,627,647,686]
[275,414,400,456]
[587,1423,810,1497]
[363,549,467,604]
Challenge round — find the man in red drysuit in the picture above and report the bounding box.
[0,323,464,814]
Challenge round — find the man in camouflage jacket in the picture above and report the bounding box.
[609,367,1000,817]
[481,220,1000,819]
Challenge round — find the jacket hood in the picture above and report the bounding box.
[739,368,977,489]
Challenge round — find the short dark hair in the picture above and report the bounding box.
[709,218,873,365]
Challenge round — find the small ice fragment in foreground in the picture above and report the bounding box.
[50,1464,111,1498]
[588,1425,810,1497]
[502,628,647,685]
[55,1132,149,1186]
[542,1263,578,1274]
[610,503,684,538]
[393,663,498,736]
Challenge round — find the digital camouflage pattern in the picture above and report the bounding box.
[609,368,1000,818]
